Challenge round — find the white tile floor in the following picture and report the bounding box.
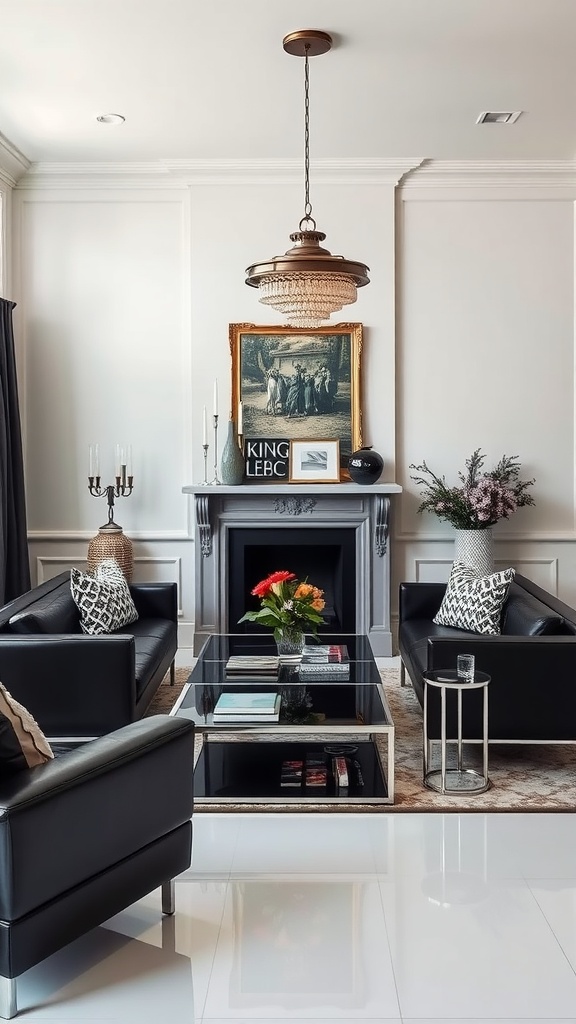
[12,811,576,1022]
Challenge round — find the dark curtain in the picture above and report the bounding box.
[0,298,31,602]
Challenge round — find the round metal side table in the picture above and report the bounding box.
[423,669,491,795]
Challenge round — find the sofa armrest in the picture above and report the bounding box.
[399,582,447,624]
[0,715,194,921]
[0,635,136,735]
[130,582,177,623]
[425,634,576,741]
[427,633,576,675]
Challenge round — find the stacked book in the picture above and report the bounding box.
[298,644,350,680]
[225,655,279,676]
[212,691,281,723]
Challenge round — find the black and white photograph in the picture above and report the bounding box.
[289,439,340,483]
[230,324,363,477]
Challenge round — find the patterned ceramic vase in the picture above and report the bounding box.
[454,528,494,576]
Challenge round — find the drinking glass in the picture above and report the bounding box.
[457,653,475,683]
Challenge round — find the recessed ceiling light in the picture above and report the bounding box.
[476,111,522,124]
[96,113,125,125]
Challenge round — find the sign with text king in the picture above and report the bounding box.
[244,438,289,481]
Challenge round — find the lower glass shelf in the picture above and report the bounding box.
[193,739,388,803]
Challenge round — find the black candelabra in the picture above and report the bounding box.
[88,445,133,531]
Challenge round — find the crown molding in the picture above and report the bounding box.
[17,157,425,190]
[161,157,424,186]
[401,159,576,189]
[0,131,30,187]
[17,157,576,192]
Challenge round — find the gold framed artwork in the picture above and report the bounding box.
[229,323,363,481]
[289,438,340,483]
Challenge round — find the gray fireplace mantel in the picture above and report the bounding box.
[182,482,402,656]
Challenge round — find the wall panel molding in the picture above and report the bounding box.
[36,554,185,614]
[395,531,576,542]
[412,556,558,593]
[28,530,192,541]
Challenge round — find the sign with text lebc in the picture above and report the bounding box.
[244,438,289,481]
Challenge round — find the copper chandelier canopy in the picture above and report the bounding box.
[245,30,370,329]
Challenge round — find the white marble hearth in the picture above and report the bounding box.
[182,483,401,655]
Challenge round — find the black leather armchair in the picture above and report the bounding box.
[0,714,194,1019]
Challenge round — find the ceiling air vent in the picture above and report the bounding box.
[476,111,522,124]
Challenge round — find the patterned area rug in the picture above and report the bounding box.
[147,668,576,812]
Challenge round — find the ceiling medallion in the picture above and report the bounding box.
[245,30,370,329]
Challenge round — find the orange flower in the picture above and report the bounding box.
[251,570,295,598]
[311,597,325,612]
[294,582,313,598]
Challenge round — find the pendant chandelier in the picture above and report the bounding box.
[245,30,370,329]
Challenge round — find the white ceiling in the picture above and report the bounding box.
[1,0,576,165]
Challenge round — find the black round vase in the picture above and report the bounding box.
[347,446,384,485]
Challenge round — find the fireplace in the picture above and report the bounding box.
[229,526,356,635]
[183,482,401,656]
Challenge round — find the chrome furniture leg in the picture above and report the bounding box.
[0,977,17,1019]
[162,878,175,916]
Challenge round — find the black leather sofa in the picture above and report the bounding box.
[399,573,576,742]
[0,571,178,736]
[0,714,194,1019]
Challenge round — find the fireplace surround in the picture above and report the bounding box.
[182,483,401,656]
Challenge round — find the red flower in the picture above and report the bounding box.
[251,570,296,598]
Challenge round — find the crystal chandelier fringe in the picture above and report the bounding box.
[257,272,358,327]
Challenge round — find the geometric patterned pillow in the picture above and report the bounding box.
[433,560,516,635]
[70,559,138,636]
[0,682,54,770]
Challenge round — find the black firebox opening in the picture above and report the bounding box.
[229,527,356,635]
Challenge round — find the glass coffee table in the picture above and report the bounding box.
[172,633,395,805]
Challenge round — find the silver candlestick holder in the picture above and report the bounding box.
[200,443,209,485]
[211,413,221,485]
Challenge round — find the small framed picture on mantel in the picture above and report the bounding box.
[289,439,340,483]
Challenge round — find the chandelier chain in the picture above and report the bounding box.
[303,44,313,222]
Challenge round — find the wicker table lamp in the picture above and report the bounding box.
[87,522,134,581]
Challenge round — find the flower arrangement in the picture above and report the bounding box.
[238,570,326,641]
[409,449,535,529]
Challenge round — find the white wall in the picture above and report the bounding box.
[396,168,576,607]
[8,160,576,657]
[12,160,408,658]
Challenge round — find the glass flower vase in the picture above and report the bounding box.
[275,628,305,661]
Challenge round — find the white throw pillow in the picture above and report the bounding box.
[71,559,138,636]
[433,560,515,635]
